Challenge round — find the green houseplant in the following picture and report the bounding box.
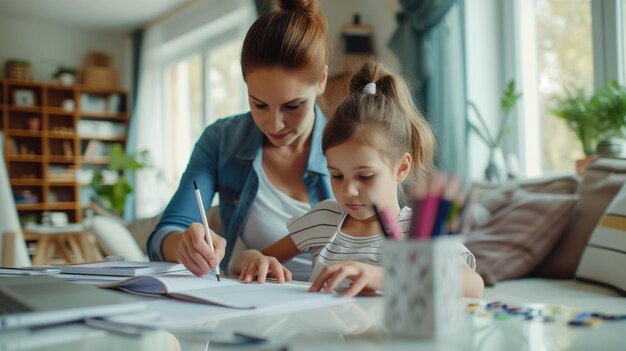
[52,66,77,85]
[592,80,626,157]
[468,80,523,182]
[553,80,626,158]
[90,144,151,214]
[552,87,597,157]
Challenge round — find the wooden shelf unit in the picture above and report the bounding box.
[1,78,129,225]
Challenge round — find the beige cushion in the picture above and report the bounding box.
[472,175,579,228]
[464,189,578,284]
[576,182,626,293]
[535,158,626,278]
[126,213,161,254]
[91,216,147,261]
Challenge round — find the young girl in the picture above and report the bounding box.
[231,60,484,298]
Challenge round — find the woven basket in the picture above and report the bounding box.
[5,61,32,80]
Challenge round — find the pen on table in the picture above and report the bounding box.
[193,180,221,282]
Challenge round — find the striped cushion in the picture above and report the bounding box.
[576,182,626,293]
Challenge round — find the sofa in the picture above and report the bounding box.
[466,157,626,314]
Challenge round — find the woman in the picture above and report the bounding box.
[148,0,332,278]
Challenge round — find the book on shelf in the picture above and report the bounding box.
[77,120,126,139]
[107,94,120,113]
[6,138,18,156]
[63,140,73,157]
[80,93,107,113]
[47,166,75,182]
[59,261,187,277]
[83,140,103,158]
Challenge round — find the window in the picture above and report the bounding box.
[622,0,626,82]
[163,37,247,186]
[207,40,247,127]
[520,0,594,176]
[518,0,626,177]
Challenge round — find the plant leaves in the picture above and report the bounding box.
[468,101,496,146]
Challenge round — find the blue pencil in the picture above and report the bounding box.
[431,174,460,237]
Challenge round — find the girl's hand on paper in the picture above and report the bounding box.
[238,250,292,284]
[178,222,226,277]
[309,261,383,297]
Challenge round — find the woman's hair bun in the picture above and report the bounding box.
[277,0,320,18]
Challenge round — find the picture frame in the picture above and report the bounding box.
[13,89,35,107]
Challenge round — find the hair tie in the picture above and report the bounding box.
[363,82,376,95]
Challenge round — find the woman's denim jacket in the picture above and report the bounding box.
[148,106,333,270]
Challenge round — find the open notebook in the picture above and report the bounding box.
[98,274,342,310]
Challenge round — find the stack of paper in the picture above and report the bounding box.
[59,261,187,277]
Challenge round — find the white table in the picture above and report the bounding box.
[2,296,625,350]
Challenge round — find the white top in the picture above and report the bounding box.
[241,159,312,280]
[288,200,476,282]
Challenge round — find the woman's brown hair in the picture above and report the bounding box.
[322,60,435,189]
[241,0,328,82]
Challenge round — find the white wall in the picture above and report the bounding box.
[0,16,129,88]
[464,0,505,180]
[320,0,401,76]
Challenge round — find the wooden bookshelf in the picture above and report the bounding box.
[1,78,129,225]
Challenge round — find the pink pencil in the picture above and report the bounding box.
[416,172,445,240]
[409,179,428,239]
[379,207,405,240]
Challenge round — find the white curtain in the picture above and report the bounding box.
[133,0,255,218]
[0,132,31,267]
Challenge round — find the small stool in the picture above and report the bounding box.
[23,225,103,265]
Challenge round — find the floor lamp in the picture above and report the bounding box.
[0,132,31,267]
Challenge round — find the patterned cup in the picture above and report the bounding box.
[382,237,463,338]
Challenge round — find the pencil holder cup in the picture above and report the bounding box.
[382,237,463,338]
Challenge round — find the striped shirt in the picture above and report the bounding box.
[288,200,476,281]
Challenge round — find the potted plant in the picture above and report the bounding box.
[552,87,597,157]
[90,144,151,214]
[52,66,77,85]
[468,80,523,182]
[553,80,626,173]
[592,80,626,157]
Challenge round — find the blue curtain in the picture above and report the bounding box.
[124,28,144,221]
[389,0,468,178]
[254,0,272,15]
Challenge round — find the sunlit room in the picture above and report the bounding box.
[1,0,626,348]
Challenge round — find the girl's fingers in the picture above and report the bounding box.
[309,265,340,292]
[322,266,354,293]
[256,260,270,284]
[242,263,256,283]
[342,274,368,297]
[270,259,285,283]
[284,267,293,282]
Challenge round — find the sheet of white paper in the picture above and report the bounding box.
[105,283,351,329]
